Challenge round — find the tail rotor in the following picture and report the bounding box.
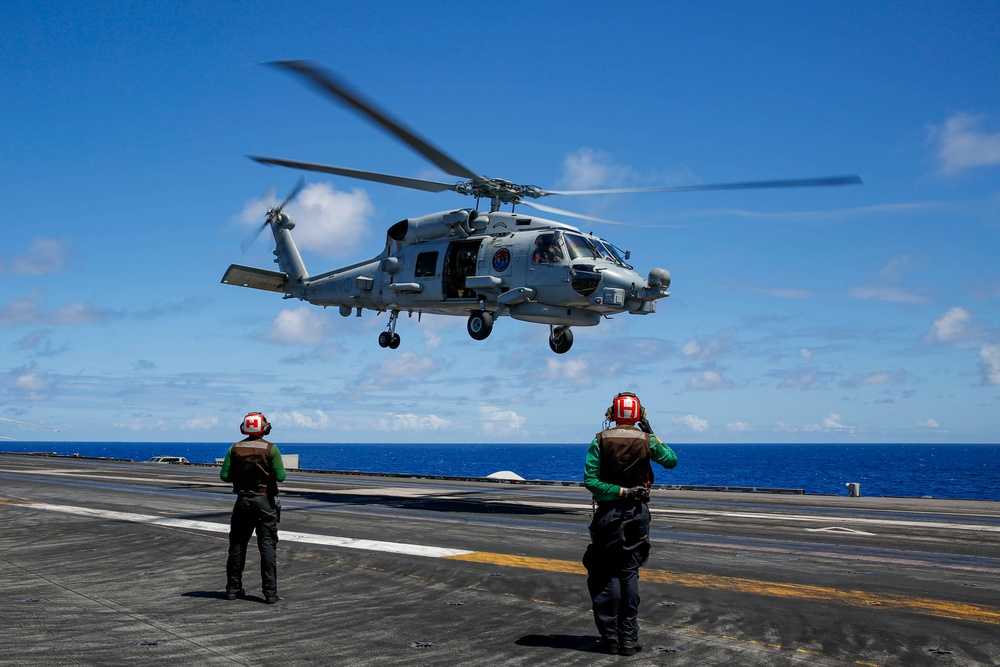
[241,177,306,253]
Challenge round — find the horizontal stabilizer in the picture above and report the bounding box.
[221,264,288,293]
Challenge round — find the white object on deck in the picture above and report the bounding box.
[485,470,524,481]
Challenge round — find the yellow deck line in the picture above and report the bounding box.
[446,551,1000,625]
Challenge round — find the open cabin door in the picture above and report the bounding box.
[444,240,483,299]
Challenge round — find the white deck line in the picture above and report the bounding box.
[16,502,474,559]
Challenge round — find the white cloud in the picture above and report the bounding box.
[238,182,374,258]
[917,418,940,428]
[559,148,634,190]
[375,413,451,432]
[673,414,709,432]
[926,307,1000,385]
[930,112,1000,175]
[823,413,846,429]
[377,350,439,378]
[50,302,111,325]
[113,418,167,432]
[800,348,812,360]
[423,329,443,349]
[774,370,822,390]
[0,238,70,275]
[479,404,527,436]
[0,295,110,327]
[288,183,374,257]
[545,357,593,385]
[262,307,331,345]
[980,344,1000,385]
[687,370,733,390]
[860,370,905,386]
[180,416,220,430]
[13,369,55,397]
[682,338,727,360]
[727,421,752,432]
[272,409,449,435]
[927,306,973,344]
[276,410,334,429]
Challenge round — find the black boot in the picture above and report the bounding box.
[619,639,643,656]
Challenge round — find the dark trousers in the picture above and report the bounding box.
[582,499,651,643]
[226,495,279,596]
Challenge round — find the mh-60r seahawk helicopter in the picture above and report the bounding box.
[223,61,861,354]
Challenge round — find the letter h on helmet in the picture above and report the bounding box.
[607,392,645,425]
[240,412,271,437]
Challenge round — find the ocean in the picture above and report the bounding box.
[2,441,998,501]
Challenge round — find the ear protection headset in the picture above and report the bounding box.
[605,392,646,425]
[240,411,271,437]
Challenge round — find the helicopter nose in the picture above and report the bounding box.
[599,266,644,291]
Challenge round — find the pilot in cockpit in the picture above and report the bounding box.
[532,234,565,264]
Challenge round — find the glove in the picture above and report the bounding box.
[637,418,653,434]
[622,486,650,502]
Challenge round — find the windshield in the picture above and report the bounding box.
[589,236,628,266]
[564,233,600,260]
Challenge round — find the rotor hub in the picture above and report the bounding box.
[455,179,545,210]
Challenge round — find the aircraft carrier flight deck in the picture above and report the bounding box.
[1,453,998,666]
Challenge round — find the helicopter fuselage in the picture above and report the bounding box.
[222,208,670,353]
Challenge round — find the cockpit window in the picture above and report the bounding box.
[594,238,628,266]
[564,233,600,261]
[532,233,565,264]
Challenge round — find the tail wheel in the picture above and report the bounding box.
[467,311,494,341]
[548,326,574,354]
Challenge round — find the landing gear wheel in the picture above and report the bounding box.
[548,326,574,354]
[467,311,494,341]
[378,310,401,350]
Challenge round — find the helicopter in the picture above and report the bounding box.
[222,60,861,353]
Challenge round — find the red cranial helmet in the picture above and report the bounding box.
[609,392,644,425]
[240,412,271,437]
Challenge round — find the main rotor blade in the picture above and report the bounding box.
[251,156,461,194]
[518,200,629,226]
[541,174,863,197]
[0,416,59,432]
[268,60,482,181]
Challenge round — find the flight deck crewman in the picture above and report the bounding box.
[220,411,286,604]
[583,392,677,656]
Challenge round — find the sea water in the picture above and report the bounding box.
[3,441,998,501]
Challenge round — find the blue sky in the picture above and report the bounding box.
[2,1,998,445]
